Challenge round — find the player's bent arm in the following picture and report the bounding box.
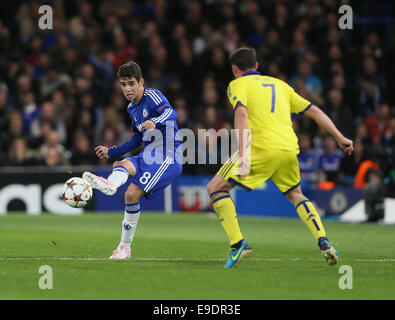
[304,105,354,155]
[108,134,142,159]
[304,105,343,140]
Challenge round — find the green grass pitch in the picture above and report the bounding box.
[0,212,394,300]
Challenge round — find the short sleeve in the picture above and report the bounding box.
[227,80,247,111]
[145,89,170,112]
[287,85,312,114]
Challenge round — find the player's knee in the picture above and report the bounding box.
[125,183,144,203]
[125,190,139,203]
[207,179,218,196]
[124,189,139,203]
[112,161,123,168]
[207,176,233,196]
[286,188,305,205]
[113,160,136,176]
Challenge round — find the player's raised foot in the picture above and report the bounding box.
[109,244,131,260]
[224,240,252,269]
[82,172,116,196]
[318,237,339,266]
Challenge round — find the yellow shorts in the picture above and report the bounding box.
[217,148,300,194]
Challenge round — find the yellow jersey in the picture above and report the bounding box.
[227,71,311,154]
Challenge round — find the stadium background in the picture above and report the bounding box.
[0,0,394,220]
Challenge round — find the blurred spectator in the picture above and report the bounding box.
[96,126,118,165]
[94,107,129,147]
[360,57,386,89]
[147,66,168,93]
[71,132,98,166]
[273,3,290,41]
[0,89,11,142]
[290,59,323,102]
[358,76,381,118]
[44,147,65,167]
[110,31,138,69]
[33,52,51,81]
[51,90,72,125]
[174,97,193,129]
[298,133,318,179]
[364,103,390,146]
[1,111,27,158]
[318,135,343,183]
[6,137,37,166]
[247,16,266,49]
[339,138,370,184]
[59,47,80,78]
[40,65,73,99]
[331,73,353,110]
[177,42,202,94]
[69,1,99,40]
[223,22,240,54]
[381,117,395,148]
[290,30,308,59]
[74,109,96,146]
[30,101,67,144]
[326,88,353,138]
[29,120,54,149]
[201,106,223,131]
[258,29,288,71]
[363,169,385,222]
[294,76,324,107]
[15,74,33,104]
[193,22,212,55]
[355,122,372,146]
[36,130,70,166]
[78,63,106,100]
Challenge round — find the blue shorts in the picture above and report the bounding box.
[126,153,182,199]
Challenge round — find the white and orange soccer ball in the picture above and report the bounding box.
[62,177,93,208]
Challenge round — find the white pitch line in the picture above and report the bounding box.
[0,257,395,262]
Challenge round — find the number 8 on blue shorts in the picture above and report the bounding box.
[126,154,182,199]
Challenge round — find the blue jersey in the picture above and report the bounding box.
[108,87,182,161]
[108,87,182,198]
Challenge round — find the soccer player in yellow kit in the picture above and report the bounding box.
[207,48,353,268]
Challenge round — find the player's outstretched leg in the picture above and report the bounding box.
[83,160,134,196]
[286,186,339,265]
[109,183,144,260]
[82,171,117,196]
[207,176,252,268]
[295,197,339,265]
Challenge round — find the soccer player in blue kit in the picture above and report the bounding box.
[83,61,182,259]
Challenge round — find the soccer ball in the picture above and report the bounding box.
[62,177,93,208]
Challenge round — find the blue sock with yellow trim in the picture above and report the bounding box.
[210,191,243,246]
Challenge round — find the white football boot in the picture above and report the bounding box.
[82,172,116,196]
[109,245,131,260]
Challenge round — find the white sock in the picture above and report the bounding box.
[120,202,140,249]
[108,166,129,189]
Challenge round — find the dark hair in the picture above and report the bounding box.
[229,48,257,71]
[117,61,142,81]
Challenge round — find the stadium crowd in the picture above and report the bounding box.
[0,0,394,194]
